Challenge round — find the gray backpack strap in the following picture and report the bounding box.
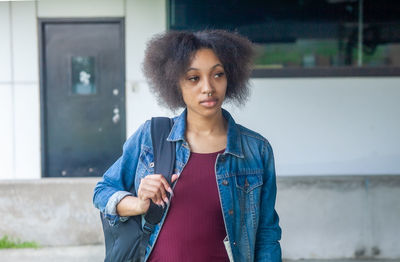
[145,117,175,224]
[151,117,176,185]
[136,117,176,261]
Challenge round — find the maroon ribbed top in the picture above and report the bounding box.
[148,150,229,262]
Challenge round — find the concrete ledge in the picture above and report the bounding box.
[0,178,103,246]
[0,176,399,260]
[0,245,104,262]
[276,175,400,259]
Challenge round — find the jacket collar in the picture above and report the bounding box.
[167,108,244,158]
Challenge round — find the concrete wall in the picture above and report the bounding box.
[277,175,400,259]
[1,176,399,259]
[0,178,103,246]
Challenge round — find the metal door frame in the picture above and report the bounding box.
[38,18,126,177]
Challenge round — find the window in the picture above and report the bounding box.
[168,0,400,77]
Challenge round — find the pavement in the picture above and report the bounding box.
[0,245,104,262]
[0,245,399,262]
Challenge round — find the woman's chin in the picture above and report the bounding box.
[190,106,222,119]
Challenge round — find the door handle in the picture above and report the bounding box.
[112,107,120,124]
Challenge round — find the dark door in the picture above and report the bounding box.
[40,19,125,177]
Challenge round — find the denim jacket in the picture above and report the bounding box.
[93,108,282,262]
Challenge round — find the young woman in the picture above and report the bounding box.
[93,30,282,262]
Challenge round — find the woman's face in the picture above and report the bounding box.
[179,48,227,119]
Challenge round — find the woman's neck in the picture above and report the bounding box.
[186,109,227,136]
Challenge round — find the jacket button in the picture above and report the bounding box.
[149,162,154,168]
[233,242,237,246]
[228,209,234,215]
[222,180,229,186]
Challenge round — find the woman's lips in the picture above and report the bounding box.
[200,98,218,108]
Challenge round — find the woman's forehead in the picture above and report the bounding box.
[187,48,223,69]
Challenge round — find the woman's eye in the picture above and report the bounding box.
[214,72,225,78]
[188,76,199,82]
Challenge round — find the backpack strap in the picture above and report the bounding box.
[145,117,175,224]
[150,117,176,186]
[136,117,175,261]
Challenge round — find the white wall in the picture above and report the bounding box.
[0,3,14,180]
[0,1,41,179]
[126,77,400,177]
[125,0,174,135]
[12,2,41,179]
[0,2,12,82]
[226,78,400,176]
[1,0,399,179]
[37,0,124,17]
[0,84,14,180]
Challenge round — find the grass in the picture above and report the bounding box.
[0,235,40,249]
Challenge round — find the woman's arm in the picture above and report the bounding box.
[116,195,149,217]
[116,174,178,216]
[93,120,178,224]
[255,140,282,262]
[93,121,148,224]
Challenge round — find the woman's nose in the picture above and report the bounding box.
[201,77,214,94]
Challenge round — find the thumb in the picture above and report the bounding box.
[171,174,179,183]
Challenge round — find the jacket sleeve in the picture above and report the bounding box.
[255,140,282,262]
[92,121,149,226]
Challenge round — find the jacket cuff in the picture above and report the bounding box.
[104,191,132,224]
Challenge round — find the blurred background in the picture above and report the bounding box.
[0,0,399,261]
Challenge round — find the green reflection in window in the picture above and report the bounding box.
[72,56,96,95]
[254,39,360,69]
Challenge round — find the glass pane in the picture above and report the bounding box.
[255,38,360,69]
[361,23,400,67]
[168,0,400,70]
[71,56,96,95]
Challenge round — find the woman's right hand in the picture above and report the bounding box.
[137,174,179,213]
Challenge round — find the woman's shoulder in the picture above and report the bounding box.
[236,124,273,150]
[124,115,176,150]
[123,119,152,150]
[236,124,266,142]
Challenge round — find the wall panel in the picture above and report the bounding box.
[38,0,124,17]
[11,1,38,83]
[0,3,11,83]
[0,84,14,179]
[14,84,41,179]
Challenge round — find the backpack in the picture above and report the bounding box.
[100,117,176,262]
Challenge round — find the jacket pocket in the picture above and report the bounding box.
[234,170,263,193]
[134,146,154,191]
[137,146,154,175]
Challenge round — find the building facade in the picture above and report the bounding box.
[0,0,399,259]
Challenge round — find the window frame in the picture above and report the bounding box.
[166,0,400,78]
[251,66,400,78]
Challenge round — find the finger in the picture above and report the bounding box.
[171,174,179,183]
[139,184,163,203]
[165,174,179,197]
[144,178,168,201]
[142,175,172,204]
[158,176,174,201]
[150,197,165,208]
